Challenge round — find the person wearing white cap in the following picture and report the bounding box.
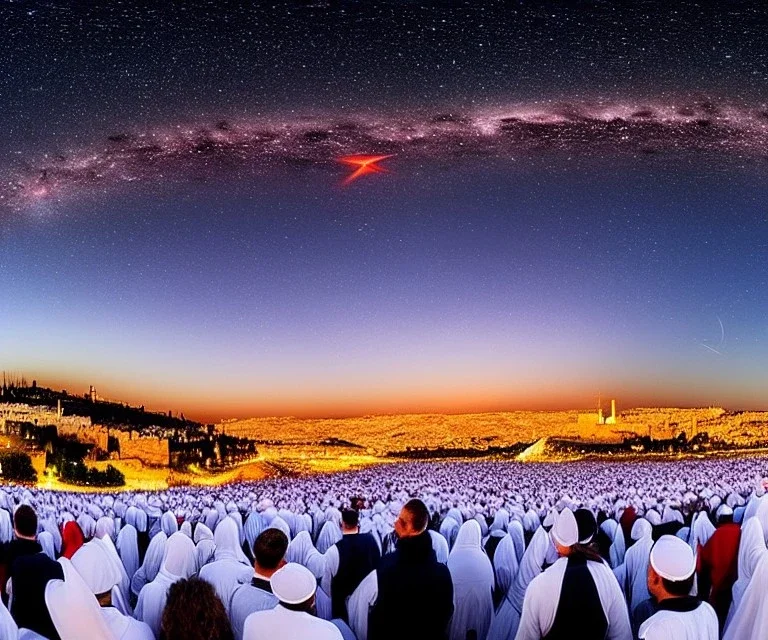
[242,563,342,640]
[70,540,154,640]
[515,508,631,640]
[638,535,718,640]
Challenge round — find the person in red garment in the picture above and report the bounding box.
[697,505,740,633]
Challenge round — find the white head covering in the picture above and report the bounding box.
[650,535,695,581]
[429,530,450,564]
[71,540,122,595]
[161,532,197,579]
[285,530,324,579]
[551,508,578,548]
[213,515,250,565]
[271,563,317,604]
[0,510,13,544]
[492,533,520,602]
[115,524,140,585]
[130,531,167,597]
[46,558,116,640]
[316,520,342,554]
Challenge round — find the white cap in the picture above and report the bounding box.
[650,535,695,581]
[716,504,733,518]
[550,508,579,547]
[542,510,556,528]
[270,563,317,604]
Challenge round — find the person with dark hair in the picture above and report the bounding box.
[160,576,234,640]
[516,508,631,640]
[348,498,454,640]
[637,535,718,639]
[230,528,288,640]
[243,563,342,639]
[0,504,64,639]
[322,507,381,621]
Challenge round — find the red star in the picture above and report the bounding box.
[338,154,394,185]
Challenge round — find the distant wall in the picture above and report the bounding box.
[116,430,169,466]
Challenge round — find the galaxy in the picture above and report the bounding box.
[3,101,768,209]
[1,1,767,420]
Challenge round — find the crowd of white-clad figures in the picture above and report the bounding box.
[1,456,768,639]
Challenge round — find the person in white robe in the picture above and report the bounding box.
[515,508,631,640]
[613,518,653,615]
[492,533,520,609]
[70,540,154,640]
[0,597,18,640]
[722,515,767,632]
[116,525,140,588]
[429,530,450,564]
[508,520,526,564]
[99,535,134,616]
[135,531,196,637]
[45,557,116,640]
[243,563,342,640]
[639,535,718,640]
[447,519,495,640]
[317,520,342,554]
[287,530,326,579]
[130,531,167,599]
[38,531,56,561]
[194,523,216,571]
[199,516,253,616]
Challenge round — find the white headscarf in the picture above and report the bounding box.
[130,531,167,597]
[316,520,342,554]
[723,552,768,640]
[71,540,122,595]
[161,511,178,537]
[492,532,520,601]
[447,520,495,640]
[286,530,325,579]
[116,524,140,584]
[46,558,116,640]
[0,509,14,543]
[213,516,250,565]
[194,523,216,571]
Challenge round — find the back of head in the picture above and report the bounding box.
[341,508,360,529]
[254,528,289,570]
[403,499,429,534]
[161,577,233,640]
[14,505,37,538]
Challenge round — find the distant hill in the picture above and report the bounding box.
[0,383,199,431]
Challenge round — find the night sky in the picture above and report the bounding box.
[1,1,767,421]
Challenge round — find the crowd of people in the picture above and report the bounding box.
[0,456,768,639]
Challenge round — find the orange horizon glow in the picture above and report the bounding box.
[19,371,765,425]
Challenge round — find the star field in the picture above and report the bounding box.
[1,1,767,420]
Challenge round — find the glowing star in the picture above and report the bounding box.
[338,154,393,185]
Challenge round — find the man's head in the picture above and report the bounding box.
[550,508,579,557]
[341,508,360,533]
[253,528,288,577]
[13,505,37,540]
[647,535,695,602]
[394,499,429,539]
[270,563,317,614]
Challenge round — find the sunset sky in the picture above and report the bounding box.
[1,2,766,422]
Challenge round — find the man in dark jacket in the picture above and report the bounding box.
[348,498,454,640]
[322,507,381,621]
[0,504,64,639]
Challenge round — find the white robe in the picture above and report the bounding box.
[287,531,326,579]
[724,516,767,630]
[347,570,377,640]
[46,558,117,640]
[639,601,718,640]
[130,532,167,598]
[515,556,631,640]
[116,525,140,586]
[509,526,557,616]
[135,532,196,637]
[0,597,18,640]
[492,533,520,604]
[317,521,342,554]
[101,607,154,640]
[447,520,495,640]
[613,520,653,614]
[243,604,342,640]
[723,534,768,639]
[199,517,253,616]
[230,574,279,640]
[430,530,450,564]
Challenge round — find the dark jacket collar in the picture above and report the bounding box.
[395,530,434,561]
[657,596,700,613]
